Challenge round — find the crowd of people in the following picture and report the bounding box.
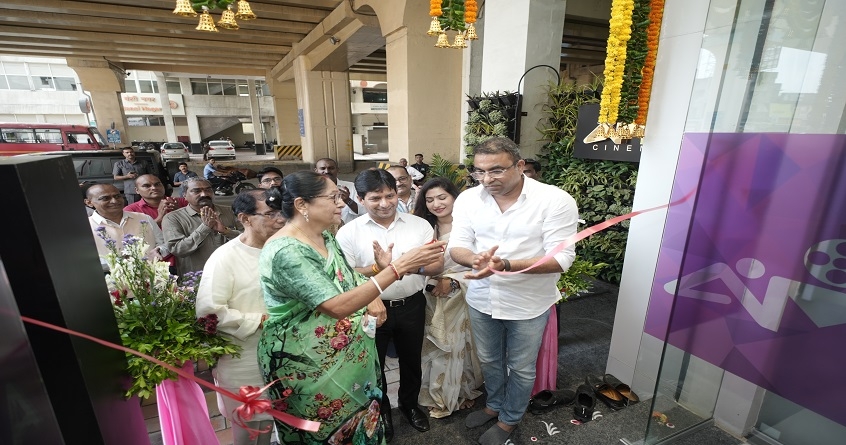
[83,137,577,445]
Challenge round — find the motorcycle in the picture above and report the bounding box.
[209,170,256,196]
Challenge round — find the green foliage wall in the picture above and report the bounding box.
[538,81,638,284]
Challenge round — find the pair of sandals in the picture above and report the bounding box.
[587,374,640,411]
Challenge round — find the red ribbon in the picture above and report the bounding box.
[18,315,321,435]
[490,188,697,275]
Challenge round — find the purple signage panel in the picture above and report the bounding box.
[644,133,846,426]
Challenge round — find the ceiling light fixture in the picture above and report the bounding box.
[329,35,341,45]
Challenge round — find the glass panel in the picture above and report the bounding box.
[0,76,7,89]
[138,80,154,93]
[33,76,55,90]
[222,80,237,96]
[49,64,76,76]
[7,75,30,90]
[208,80,223,95]
[124,79,137,93]
[27,63,51,76]
[1,129,36,143]
[638,1,846,444]
[166,80,181,94]
[237,82,249,96]
[190,79,208,95]
[2,61,26,75]
[35,129,63,143]
[54,77,77,91]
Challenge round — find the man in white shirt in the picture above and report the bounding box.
[399,157,424,183]
[314,157,364,223]
[448,137,578,445]
[336,169,444,441]
[85,183,167,270]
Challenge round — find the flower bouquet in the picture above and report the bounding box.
[99,227,240,399]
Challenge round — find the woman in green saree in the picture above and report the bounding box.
[258,171,444,444]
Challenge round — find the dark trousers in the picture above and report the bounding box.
[376,291,425,411]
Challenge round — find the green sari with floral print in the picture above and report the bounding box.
[258,233,385,445]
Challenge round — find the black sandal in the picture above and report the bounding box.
[528,389,576,415]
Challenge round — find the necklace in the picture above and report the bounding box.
[290,223,328,255]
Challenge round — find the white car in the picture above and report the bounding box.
[160,142,190,163]
[207,140,236,160]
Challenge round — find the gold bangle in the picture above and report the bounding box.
[372,263,381,275]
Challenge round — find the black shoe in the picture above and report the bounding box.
[528,389,576,415]
[604,374,640,405]
[573,383,596,422]
[382,410,394,443]
[400,406,430,432]
[586,374,627,411]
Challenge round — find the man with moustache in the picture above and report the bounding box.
[388,165,416,213]
[336,169,444,442]
[125,174,188,227]
[314,157,364,223]
[162,177,242,274]
[256,166,284,190]
[449,137,578,445]
[86,183,166,270]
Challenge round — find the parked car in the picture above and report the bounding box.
[160,142,190,163]
[207,140,236,160]
[16,149,172,195]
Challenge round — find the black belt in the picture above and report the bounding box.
[383,290,423,308]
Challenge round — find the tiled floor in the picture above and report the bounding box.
[145,356,400,445]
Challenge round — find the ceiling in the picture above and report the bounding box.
[0,0,343,75]
[0,1,607,78]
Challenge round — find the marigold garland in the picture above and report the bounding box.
[635,0,665,133]
[430,0,442,17]
[617,0,650,128]
[598,0,635,127]
[465,0,477,23]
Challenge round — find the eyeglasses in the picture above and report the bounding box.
[253,210,283,218]
[470,163,517,180]
[260,177,283,185]
[311,194,344,204]
[394,175,410,182]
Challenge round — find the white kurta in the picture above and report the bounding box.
[195,236,270,420]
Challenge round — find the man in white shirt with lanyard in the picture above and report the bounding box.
[336,168,444,442]
[449,137,578,445]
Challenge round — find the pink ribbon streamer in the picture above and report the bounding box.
[19,315,321,434]
[490,188,697,275]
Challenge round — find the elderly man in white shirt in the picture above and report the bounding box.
[448,137,578,445]
[85,183,167,270]
[336,168,444,442]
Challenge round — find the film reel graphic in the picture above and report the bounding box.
[804,238,846,288]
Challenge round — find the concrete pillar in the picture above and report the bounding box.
[479,0,567,158]
[355,0,463,164]
[247,79,265,154]
[266,77,299,146]
[66,58,129,144]
[155,72,177,142]
[179,77,202,150]
[293,55,353,171]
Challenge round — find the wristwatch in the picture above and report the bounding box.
[448,278,460,293]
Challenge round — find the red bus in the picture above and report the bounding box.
[0,123,108,155]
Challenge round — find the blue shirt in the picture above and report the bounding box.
[203,163,217,179]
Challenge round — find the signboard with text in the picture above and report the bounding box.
[120,93,185,116]
[574,104,641,162]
